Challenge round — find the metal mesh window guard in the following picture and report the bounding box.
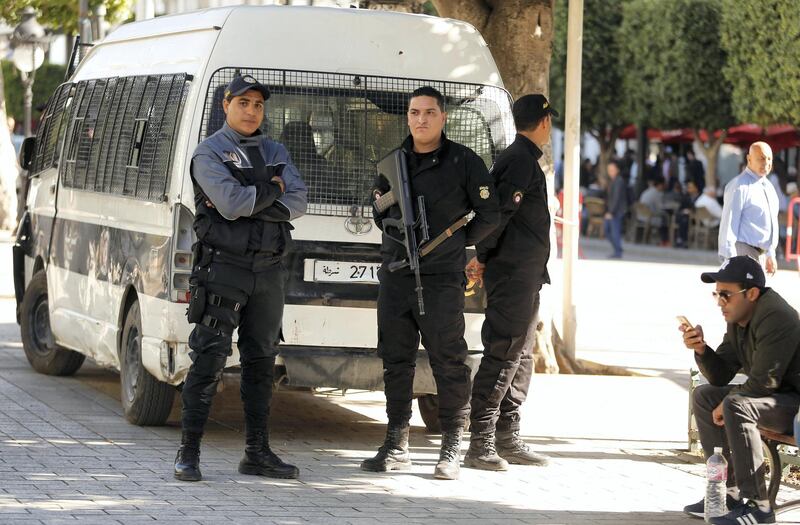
[201,68,514,217]
[32,83,72,174]
[60,73,189,202]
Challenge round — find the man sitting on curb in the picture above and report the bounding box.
[681,256,800,524]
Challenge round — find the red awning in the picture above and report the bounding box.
[618,125,708,143]
[716,124,799,151]
[618,124,799,150]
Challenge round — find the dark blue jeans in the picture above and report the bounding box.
[604,214,624,256]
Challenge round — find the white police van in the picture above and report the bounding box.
[13,5,515,428]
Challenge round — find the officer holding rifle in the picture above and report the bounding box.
[361,86,499,480]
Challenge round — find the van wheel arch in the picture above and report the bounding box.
[117,285,139,352]
[33,256,45,276]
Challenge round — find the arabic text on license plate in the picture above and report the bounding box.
[314,260,380,283]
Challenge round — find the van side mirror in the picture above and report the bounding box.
[19,137,36,173]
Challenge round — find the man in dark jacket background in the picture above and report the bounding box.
[604,160,628,258]
[361,86,499,480]
[463,94,554,472]
[681,256,800,524]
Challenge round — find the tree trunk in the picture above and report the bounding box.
[0,65,20,231]
[592,127,622,191]
[433,0,567,374]
[432,0,554,101]
[695,129,727,191]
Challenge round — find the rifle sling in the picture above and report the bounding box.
[419,216,469,258]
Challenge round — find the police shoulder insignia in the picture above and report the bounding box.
[513,190,523,205]
[479,186,490,199]
[224,150,241,165]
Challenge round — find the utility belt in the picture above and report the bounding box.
[186,242,259,336]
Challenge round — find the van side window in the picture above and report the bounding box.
[200,68,513,218]
[60,73,190,201]
[30,83,72,175]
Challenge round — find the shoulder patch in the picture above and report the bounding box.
[224,150,241,166]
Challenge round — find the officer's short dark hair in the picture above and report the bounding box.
[513,94,557,132]
[409,86,445,112]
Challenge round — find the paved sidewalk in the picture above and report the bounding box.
[3,231,800,524]
[3,332,800,524]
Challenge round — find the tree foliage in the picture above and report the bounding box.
[550,0,625,138]
[618,0,734,132]
[2,61,67,130]
[720,0,800,126]
[0,0,130,36]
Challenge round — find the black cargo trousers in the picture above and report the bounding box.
[377,269,471,432]
[470,266,542,435]
[181,246,285,435]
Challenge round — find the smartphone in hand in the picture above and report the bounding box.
[676,315,693,330]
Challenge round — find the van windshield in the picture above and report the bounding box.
[201,69,514,217]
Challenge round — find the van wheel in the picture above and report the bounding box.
[417,394,441,433]
[20,271,85,376]
[120,301,175,426]
[416,394,471,433]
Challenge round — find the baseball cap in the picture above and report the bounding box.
[513,94,559,122]
[700,256,765,288]
[224,74,270,101]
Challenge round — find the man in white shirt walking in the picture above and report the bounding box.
[718,142,779,275]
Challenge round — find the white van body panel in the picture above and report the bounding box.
[283,304,484,350]
[201,7,501,85]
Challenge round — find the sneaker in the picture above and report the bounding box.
[683,495,740,519]
[708,500,776,524]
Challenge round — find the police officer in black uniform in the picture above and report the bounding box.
[361,86,499,480]
[464,94,555,471]
[174,75,308,482]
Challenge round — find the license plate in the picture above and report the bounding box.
[308,259,380,284]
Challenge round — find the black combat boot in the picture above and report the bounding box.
[434,427,463,480]
[496,429,550,466]
[174,431,203,481]
[361,424,412,472]
[238,428,299,479]
[464,431,509,471]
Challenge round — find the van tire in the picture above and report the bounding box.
[20,271,85,376]
[417,394,441,433]
[416,394,471,433]
[120,301,175,426]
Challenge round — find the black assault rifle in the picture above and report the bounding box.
[375,149,430,315]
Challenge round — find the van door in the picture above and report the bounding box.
[49,74,189,367]
[24,83,72,280]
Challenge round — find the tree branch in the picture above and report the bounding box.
[432,0,491,31]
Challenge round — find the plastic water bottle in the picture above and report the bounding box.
[704,447,728,522]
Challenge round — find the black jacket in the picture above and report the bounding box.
[373,134,499,274]
[695,288,800,396]
[606,174,628,217]
[476,134,551,283]
[191,123,308,271]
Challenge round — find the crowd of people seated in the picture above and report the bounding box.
[555,147,799,255]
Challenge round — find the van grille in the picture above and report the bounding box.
[201,68,514,217]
